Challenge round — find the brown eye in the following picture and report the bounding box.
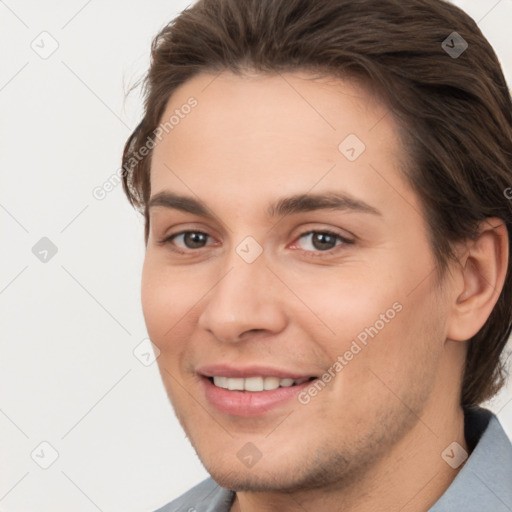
[164,231,211,250]
[295,230,352,253]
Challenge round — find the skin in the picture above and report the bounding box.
[141,70,508,511]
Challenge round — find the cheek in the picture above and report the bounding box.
[288,266,401,346]
[317,291,445,431]
[309,263,444,380]
[141,261,165,339]
[141,256,194,343]
[141,261,200,405]
[354,283,445,396]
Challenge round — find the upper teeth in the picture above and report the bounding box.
[212,376,309,392]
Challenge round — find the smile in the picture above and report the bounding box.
[210,375,314,392]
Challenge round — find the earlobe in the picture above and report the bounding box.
[447,218,509,342]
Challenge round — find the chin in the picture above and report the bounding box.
[205,465,302,492]
[196,444,352,493]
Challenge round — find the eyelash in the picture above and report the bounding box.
[158,229,353,257]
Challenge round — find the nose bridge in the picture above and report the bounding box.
[198,244,286,342]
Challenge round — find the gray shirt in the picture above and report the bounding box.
[154,407,512,511]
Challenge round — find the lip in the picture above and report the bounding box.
[197,365,318,417]
[197,364,316,380]
[200,376,316,416]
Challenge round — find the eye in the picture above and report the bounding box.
[158,229,353,256]
[292,230,352,254]
[160,230,213,252]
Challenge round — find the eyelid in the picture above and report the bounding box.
[155,221,220,246]
[158,226,353,256]
[157,230,216,251]
[289,229,353,254]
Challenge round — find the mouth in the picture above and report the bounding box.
[197,365,320,416]
[207,375,316,392]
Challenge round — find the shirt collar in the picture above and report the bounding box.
[429,406,512,511]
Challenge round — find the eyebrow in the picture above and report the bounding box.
[147,190,381,218]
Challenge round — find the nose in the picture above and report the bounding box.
[197,254,288,343]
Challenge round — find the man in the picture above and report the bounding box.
[121,0,512,510]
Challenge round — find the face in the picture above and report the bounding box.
[142,71,453,492]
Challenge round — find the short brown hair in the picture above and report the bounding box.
[121,0,512,406]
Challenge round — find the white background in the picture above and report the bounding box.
[1,1,511,511]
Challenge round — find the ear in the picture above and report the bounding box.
[446,218,509,342]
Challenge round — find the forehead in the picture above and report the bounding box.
[149,70,416,219]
